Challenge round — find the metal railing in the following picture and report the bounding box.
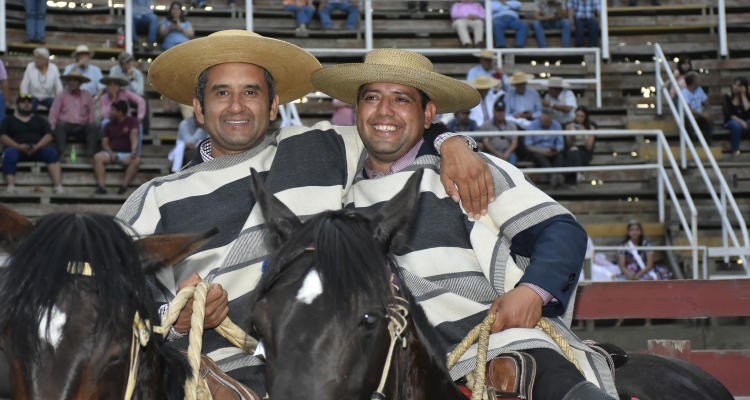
[654,43,749,276]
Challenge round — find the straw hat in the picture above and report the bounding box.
[71,44,94,58]
[147,30,321,105]
[310,49,481,114]
[507,71,534,85]
[546,77,570,89]
[60,71,91,83]
[473,49,498,60]
[117,51,134,64]
[467,75,500,90]
[100,75,129,87]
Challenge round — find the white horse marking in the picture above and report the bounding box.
[38,305,66,350]
[296,269,323,305]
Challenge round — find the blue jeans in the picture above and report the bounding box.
[133,12,158,44]
[574,18,599,47]
[0,93,6,128]
[726,119,749,153]
[31,97,54,114]
[533,19,571,48]
[493,15,528,48]
[2,147,59,176]
[318,2,360,29]
[24,0,46,41]
[283,4,314,25]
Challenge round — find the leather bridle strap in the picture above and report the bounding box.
[370,296,409,400]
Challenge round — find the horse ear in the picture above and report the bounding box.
[135,227,219,274]
[250,168,302,249]
[371,169,424,253]
[0,204,34,248]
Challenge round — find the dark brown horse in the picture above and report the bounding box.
[0,204,215,400]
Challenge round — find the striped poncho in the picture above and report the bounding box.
[344,143,617,396]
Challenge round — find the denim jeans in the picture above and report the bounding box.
[133,12,158,44]
[533,19,571,48]
[31,97,54,114]
[493,15,528,48]
[283,4,314,25]
[318,2,360,30]
[2,147,59,176]
[24,0,46,41]
[0,93,6,128]
[573,17,599,47]
[726,119,749,153]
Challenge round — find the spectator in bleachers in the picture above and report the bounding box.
[506,71,542,123]
[407,1,429,12]
[491,0,528,49]
[682,72,713,145]
[480,96,519,165]
[467,75,504,129]
[564,105,596,186]
[466,50,509,91]
[566,0,599,47]
[542,77,576,125]
[23,0,47,44]
[0,59,10,127]
[1,94,63,194]
[283,0,315,34]
[319,1,360,31]
[98,75,146,129]
[331,99,356,126]
[109,52,145,96]
[669,55,692,99]
[533,0,571,48]
[525,108,564,187]
[64,46,104,97]
[451,1,485,48]
[20,47,62,113]
[447,109,482,150]
[169,106,208,172]
[49,72,98,159]
[629,0,660,6]
[723,77,750,157]
[159,2,195,50]
[132,0,159,47]
[617,220,655,281]
[93,100,140,195]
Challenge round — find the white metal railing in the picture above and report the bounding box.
[473,129,701,277]
[600,0,609,60]
[0,1,5,53]
[718,0,728,57]
[654,43,748,276]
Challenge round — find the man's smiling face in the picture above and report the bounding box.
[194,62,279,157]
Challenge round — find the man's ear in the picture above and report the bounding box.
[269,94,280,122]
[0,204,33,250]
[193,97,205,126]
[250,168,301,250]
[371,169,423,253]
[424,101,437,130]
[135,227,219,275]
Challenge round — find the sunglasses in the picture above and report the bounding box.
[18,94,33,101]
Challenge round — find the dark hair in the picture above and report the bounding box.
[167,1,186,23]
[356,84,432,112]
[493,95,506,111]
[685,71,699,87]
[624,221,645,246]
[111,100,129,115]
[575,105,594,129]
[733,77,749,100]
[195,66,276,111]
[677,55,693,75]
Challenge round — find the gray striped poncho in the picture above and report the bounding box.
[344,149,617,396]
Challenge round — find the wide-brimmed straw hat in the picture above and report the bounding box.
[100,75,129,87]
[467,75,500,90]
[61,71,91,83]
[71,44,94,58]
[473,49,498,60]
[148,30,321,105]
[507,71,534,85]
[310,49,481,114]
[546,77,570,89]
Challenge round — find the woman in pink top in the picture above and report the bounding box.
[98,75,146,123]
[451,1,485,48]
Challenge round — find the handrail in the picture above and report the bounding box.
[0,2,6,53]
[718,0,728,57]
[654,43,748,274]
[600,0,609,60]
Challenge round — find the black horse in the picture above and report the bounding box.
[0,205,214,400]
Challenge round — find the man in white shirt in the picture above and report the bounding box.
[542,77,576,126]
[467,75,504,129]
[466,50,509,92]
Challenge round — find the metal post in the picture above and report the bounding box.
[246,0,253,32]
[692,213,698,279]
[702,247,708,279]
[0,0,6,53]
[721,185,729,263]
[656,55,662,115]
[485,0,493,49]
[657,135,665,223]
[718,0,728,57]
[125,0,133,55]
[600,0,609,60]
[595,48,601,107]
[365,0,373,51]
[679,103,686,169]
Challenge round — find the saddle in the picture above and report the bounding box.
[193,354,261,400]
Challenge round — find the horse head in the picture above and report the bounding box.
[249,169,465,400]
[0,204,214,400]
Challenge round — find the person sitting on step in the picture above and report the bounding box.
[93,101,140,195]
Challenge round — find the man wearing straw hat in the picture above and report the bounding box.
[118,30,495,395]
[466,49,509,92]
[310,48,617,400]
[49,72,99,158]
[64,45,104,97]
[506,70,542,123]
[543,76,577,125]
[467,74,503,128]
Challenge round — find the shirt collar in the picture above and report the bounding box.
[364,138,424,179]
[199,139,214,162]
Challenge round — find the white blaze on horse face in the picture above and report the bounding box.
[296,269,323,304]
[38,305,67,350]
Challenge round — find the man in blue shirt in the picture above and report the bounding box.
[466,49,510,92]
[491,0,528,48]
[681,72,713,145]
[506,71,542,121]
[526,109,565,188]
[63,45,105,97]
[567,0,599,47]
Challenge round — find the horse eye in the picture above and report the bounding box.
[363,313,379,325]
